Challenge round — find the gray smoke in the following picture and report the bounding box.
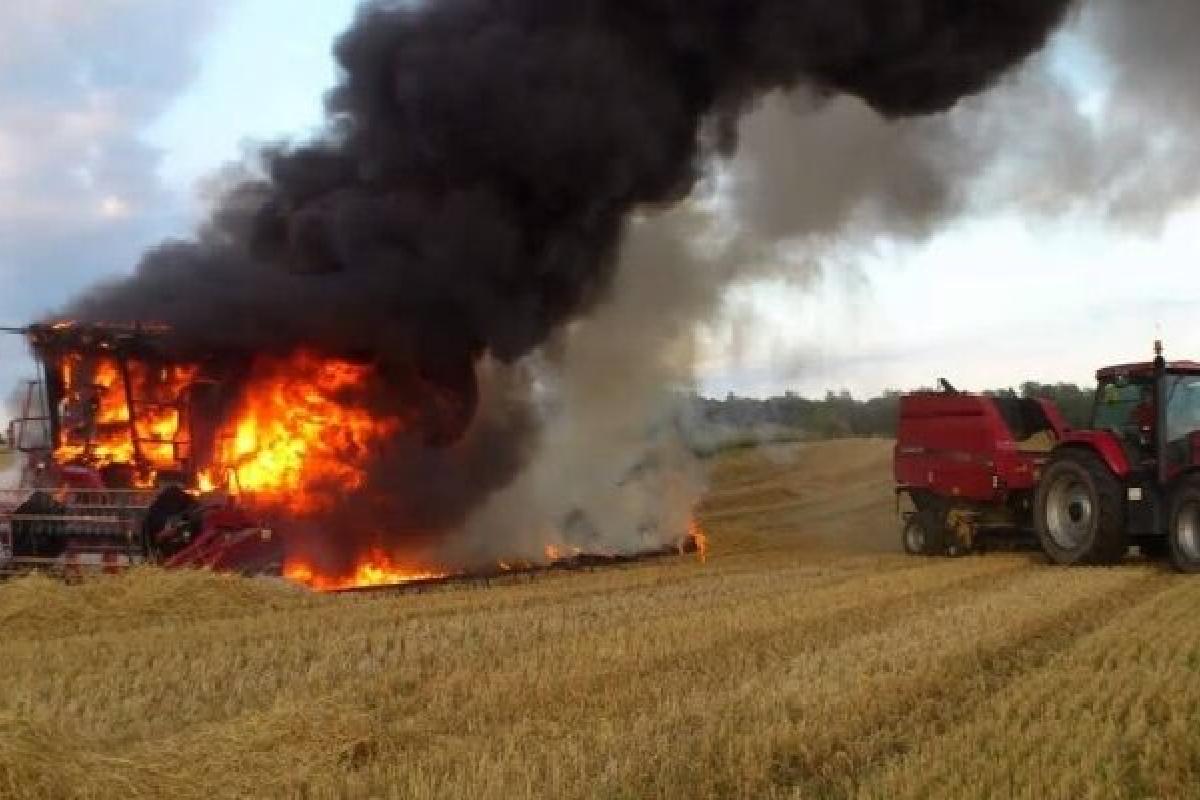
[1057,0,1200,222]
[455,205,728,564]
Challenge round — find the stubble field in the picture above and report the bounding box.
[2,438,1198,799]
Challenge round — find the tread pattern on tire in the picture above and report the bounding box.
[1035,448,1126,566]
[901,516,924,556]
[915,509,947,556]
[1167,476,1200,574]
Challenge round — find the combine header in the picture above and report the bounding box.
[0,323,280,578]
[895,342,1200,573]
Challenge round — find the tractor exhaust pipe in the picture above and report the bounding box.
[1154,340,1169,492]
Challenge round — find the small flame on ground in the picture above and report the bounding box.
[543,543,585,563]
[288,524,709,592]
[284,549,446,592]
[689,518,709,564]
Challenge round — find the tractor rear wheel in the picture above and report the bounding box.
[1167,477,1200,574]
[1034,449,1127,565]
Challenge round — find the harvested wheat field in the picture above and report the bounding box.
[2,437,1199,799]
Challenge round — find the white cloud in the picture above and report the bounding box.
[0,1,233,388]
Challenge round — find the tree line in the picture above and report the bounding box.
[693,382,1095,440]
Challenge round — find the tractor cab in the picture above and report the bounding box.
[7,322,215,490]
[1090,357,1200,470]
[0,323,281,579]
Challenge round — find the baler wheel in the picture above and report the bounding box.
[1034,449,1126,565]
[1167,477,1200,574]
[1138,538,1170,559]
[902,510,946,556]
[902,516,926,555]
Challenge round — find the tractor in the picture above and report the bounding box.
[0,323,282,578]
[894,342,1200,573]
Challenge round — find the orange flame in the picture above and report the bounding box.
[284,549,446,591]
[689,518,709,564]
[543,543,588,563]
[201,353,401,514]
[53,356,197,484]
[51,348,398,509]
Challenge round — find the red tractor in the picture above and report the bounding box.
[895,342,1200,573]
[0,323,283,578]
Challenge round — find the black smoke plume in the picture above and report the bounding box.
[63,0,1074,566]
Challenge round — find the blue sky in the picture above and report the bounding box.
[147,1,357,193]
[2,0,1199,402]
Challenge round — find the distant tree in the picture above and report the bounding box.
[695,380,1095,441]
[1019,382,1094,429]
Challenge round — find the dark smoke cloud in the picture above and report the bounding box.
[63,0,1073,559]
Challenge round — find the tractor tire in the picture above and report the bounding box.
[1167,477,1200,574]
[1035,449,1127,566]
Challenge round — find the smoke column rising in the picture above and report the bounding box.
[60,1,1075,564]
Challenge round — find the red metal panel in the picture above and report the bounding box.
[1033,398,1070,436]
[162,504,281,572]
[1096,361,1200,380]
[1056,430,1132,477]
[896,393,1007,502]
[896,392,1064,502]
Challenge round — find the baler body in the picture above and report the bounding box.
[894,391,1067,552]
[895,393,1066,503]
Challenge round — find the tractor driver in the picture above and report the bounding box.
[1132,384,1156,433]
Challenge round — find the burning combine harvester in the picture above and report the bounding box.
[0,323,701,588]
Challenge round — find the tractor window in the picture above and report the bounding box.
[1165,375,1200,443]
[1093,378,1151,432]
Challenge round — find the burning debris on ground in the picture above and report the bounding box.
[3,2,1076,588]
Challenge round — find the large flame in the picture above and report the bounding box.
[54,355,198,484]
[52,348,398,510]
[200,353,401,514]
